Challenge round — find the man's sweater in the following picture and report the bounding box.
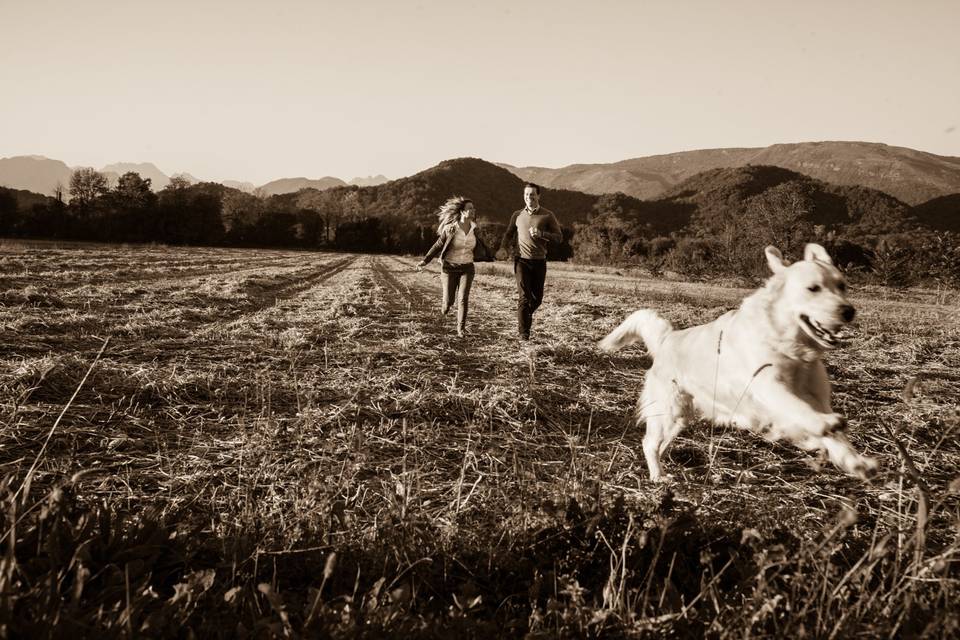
[499,207,562,259]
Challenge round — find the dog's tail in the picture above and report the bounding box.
[598,309,673,357]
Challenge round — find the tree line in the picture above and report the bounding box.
[0,167,570,258]
[1,165,957,287]
[0,169,421,252]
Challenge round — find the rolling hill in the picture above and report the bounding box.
[275,157,604,227]
[912,194,960,232]
[499,141,960,205]
[0,186,57,211]
[647,164,918,237]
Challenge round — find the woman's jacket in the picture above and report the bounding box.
[420,223,494,265]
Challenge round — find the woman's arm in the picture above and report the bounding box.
[418,226,453,266]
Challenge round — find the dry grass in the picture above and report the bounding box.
[1,241,958,637]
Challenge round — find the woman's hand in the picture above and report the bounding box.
[416,261,426,272]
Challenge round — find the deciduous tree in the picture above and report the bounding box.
[69,167,108,210]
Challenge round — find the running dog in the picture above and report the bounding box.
[599,243,877,481]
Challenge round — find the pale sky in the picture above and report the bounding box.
[2,0,958,185]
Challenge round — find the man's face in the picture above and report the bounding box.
[524,187,540,210]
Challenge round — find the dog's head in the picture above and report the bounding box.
[764,243,855,350]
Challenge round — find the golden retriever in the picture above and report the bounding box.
[599,243,877,481]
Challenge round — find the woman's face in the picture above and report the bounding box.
[460,202,476,222]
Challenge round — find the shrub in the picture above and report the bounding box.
[664,237,723,277]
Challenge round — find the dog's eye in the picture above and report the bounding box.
[838,282,847,292]
[808,285,821,292]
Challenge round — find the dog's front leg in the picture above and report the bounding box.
[797,433,878,479]
[750,376,846,438]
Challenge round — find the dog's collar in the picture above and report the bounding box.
[751,362,772,378]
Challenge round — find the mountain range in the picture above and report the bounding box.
[0,157,390,197]
[498,141,960,205]
[268,155,957,238]
[4,155,957,252]
[2,142,959,208]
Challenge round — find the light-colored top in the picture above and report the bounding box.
[515,207,562,259]
[445,222,477,265]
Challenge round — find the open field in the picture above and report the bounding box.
[1,241,958,637]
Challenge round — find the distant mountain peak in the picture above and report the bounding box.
[349,174,389,187]
[223,180,255,193]
[0,155,74,196]
[101,162,170,190]
[257,176,347,196]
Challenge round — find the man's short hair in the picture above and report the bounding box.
[523,182,541,195]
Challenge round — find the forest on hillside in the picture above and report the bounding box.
[1,161,958,286]
[569,166,960,286]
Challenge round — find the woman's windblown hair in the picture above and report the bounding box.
[436,196,472,230]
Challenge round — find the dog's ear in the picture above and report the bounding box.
[803,243,834,265]
[765,246,786,273]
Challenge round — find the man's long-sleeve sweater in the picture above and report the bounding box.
[499,207,562,259]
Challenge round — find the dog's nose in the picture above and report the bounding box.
[841,305,856,322]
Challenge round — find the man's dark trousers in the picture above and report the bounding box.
[514,257,547,339]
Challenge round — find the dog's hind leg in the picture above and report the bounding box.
[639,375,690,482]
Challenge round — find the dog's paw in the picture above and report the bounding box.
[852,456,879,481]
[823,413,848,435]
[647,471,674,483]
[597,336,619,353]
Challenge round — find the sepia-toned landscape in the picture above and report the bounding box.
[2,241,957,636]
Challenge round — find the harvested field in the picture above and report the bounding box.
[1,241,958,637]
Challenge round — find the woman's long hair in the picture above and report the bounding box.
[436,196,472,230]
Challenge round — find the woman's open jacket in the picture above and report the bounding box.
[420,223,495,265]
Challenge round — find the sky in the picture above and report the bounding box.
[2,0,958,185]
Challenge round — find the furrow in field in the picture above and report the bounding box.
[0,246,284,286]
[0,253,351,358]
[95,254,359,361]
[197,255,357,333]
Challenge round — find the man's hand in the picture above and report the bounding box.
[416,261,426,272]
[529,227,541,239]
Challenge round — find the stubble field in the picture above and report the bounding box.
[1,241,958,638]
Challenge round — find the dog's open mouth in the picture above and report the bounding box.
[799,314,844,348]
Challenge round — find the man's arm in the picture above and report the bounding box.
[473,232,494,262]
[541,212,563,243]
[499,211,520,256]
